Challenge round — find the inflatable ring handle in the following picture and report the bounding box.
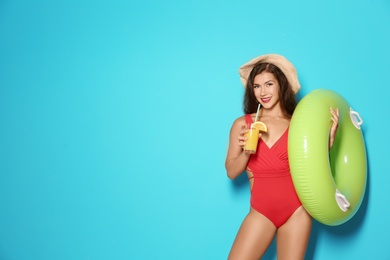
[350,108,363,129]
[335,189,350,212]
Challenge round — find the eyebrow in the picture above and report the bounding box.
[254,80,274,85]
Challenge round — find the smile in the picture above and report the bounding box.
[261,97,271,103]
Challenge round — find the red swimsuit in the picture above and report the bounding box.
[245,114,302,228]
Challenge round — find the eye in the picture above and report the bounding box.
[253,84,261,89]
[266,82,273,87]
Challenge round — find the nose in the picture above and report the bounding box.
[260,86,267,96]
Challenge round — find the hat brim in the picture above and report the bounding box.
[238,54,300,94]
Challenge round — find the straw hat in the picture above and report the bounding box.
[238,54,300,93]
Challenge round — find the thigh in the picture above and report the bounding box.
[228,209,276,260]
[276,206,312,260]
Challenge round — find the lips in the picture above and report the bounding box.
[261,97,271,103]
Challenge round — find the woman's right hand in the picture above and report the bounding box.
[238,124,248,149]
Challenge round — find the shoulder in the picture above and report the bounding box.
[232,115,247,126]
[230,115,247,132]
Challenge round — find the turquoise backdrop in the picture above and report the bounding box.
[0,0,389,259]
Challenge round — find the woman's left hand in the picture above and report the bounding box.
[329,107,339,149]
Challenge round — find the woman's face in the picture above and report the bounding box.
[253,71,280,109]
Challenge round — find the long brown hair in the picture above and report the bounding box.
[243,63,297,118]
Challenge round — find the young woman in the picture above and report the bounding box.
[225,54,339,259]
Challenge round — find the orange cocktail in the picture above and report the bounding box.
[244,121,268,154]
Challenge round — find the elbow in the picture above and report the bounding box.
[225,167,239,180]
[227,171,237,180]
[225,160,244,180]
[225,162,235,180]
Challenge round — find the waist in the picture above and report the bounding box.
[247,169,291,178]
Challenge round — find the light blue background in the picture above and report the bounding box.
[0,0,389,259]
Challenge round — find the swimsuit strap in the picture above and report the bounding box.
[245,114,253,126]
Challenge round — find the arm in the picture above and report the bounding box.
[225,117,251,180]
[329,107,339,149]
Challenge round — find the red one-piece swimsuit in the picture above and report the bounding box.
[245,114,302,228]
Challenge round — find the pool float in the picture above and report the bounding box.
[288,89,367,226]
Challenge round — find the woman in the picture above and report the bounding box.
[225,54,339,259]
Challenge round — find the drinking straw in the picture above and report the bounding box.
[255,103,261,122]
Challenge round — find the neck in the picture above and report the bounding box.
[259,105,286,118]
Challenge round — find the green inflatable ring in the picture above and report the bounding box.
[288,89,367,226]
